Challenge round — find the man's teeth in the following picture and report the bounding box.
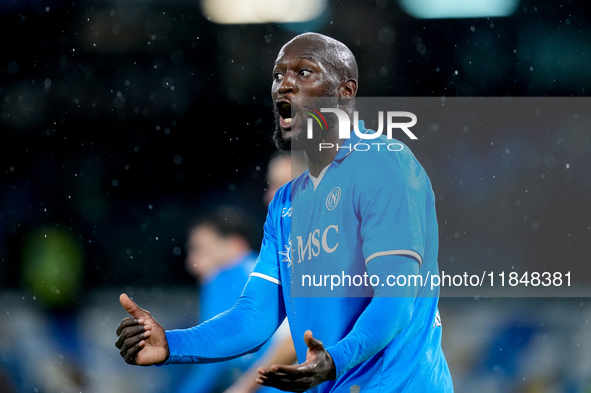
[285,118,292,123]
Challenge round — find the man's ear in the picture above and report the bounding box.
[338,78,358,103]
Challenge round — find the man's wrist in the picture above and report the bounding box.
[324,345,346,379]
[158,330,174,365]
[324,350,337,381]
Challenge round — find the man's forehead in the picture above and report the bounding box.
[274,52,322,66]
[274,37,328,64]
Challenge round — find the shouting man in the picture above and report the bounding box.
[116,33,453,392]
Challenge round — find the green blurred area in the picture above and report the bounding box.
[21,226,84,309]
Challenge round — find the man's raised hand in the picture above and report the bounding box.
[115,293,169,366]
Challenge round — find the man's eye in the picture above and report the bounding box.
[274,72,284,81]
[299,69,311,76]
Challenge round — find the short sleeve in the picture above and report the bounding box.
[356,149,433,267]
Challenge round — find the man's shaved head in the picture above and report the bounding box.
[277,32,358,85]
[272,33,359,151]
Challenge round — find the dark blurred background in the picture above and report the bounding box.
[1,0,590,291]
[1,0,591,392]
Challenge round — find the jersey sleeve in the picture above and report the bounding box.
[356,149,433,267]
[162,187,290,365]
[325,254,417,377]
[250,184,287,285]
[163,275,286,364]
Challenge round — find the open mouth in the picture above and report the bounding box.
[276,101,297,129]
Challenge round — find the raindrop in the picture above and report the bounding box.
[378,27,396,45]
[7,61,18,75]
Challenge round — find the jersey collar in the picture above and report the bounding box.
[300,120,369,187]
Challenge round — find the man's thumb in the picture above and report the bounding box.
[119,293,150,319]
[304,330,324,351]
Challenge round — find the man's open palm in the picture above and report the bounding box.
[256,330,336,392]
[115,293,169,366]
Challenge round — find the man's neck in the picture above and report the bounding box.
[305,146,338,178]
[300,105,356,177]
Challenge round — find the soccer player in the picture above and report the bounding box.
[116,32,453,392]
[263,151,306,206]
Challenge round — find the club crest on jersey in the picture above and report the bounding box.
[326,187,341,211]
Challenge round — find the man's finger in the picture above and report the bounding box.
[257,367,269,376]
[270,364,305,376]
[119,293,150,319]
[115,324,147,349]
[123,340,145,365]
[303,330,324,351]
[116,317,140,336]
[119,332,146,357]
[258,370,313,392]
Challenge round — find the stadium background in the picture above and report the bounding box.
[1,0,590,392]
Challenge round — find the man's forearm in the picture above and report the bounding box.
[325,255,418,377]
[325,296,414,377]
[164,276,286,364]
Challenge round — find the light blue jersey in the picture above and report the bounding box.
[252,122,453,392]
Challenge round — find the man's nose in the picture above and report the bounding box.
[277,73,296,95]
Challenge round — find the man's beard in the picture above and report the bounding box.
[272,105,291,151]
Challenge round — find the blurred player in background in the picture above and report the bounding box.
[116,33,453,392]
[223,152,304,393]
[263,151,306,206]
[178,154,306,393]
[174,206,263,393]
